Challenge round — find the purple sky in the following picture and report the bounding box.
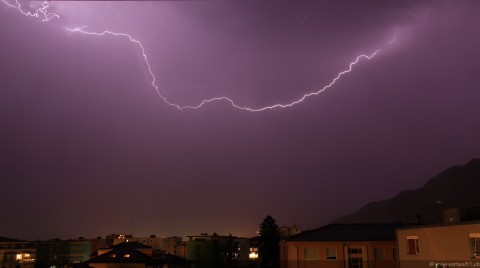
[1,0,480,240]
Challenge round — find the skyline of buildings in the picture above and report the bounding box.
[3,207,480,268]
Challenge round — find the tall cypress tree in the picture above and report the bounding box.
[259,215,280,267]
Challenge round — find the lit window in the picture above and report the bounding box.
[374,249,385,260]
[407,236,419,254]
[304,248,319,260]
[326,249,337,260]
[124,254,130,258]
[16,254,22,260]
[249,252,258,260]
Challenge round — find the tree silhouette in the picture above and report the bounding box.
[258,215,280,268]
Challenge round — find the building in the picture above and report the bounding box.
[33,238,91,267]
[442,207,480,223]
[111,235,186,258]
[248,236,259,266]
[0,237,36,268]
[278,226,301,239]
[87,242,190,268]
[90,236,108,255]
[280,224,401,268]
[89,234,186,258]
[185,233,251,268]
[396,221,480,268]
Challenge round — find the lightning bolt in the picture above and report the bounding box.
[66,26,381,112]
[2,0,59,21]
[4,0,390,112]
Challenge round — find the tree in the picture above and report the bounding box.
[258,215,280,268]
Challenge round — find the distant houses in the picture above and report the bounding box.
[0,235,189,268]
[4,210,480,268]
[87,242,190,268]
[185,233,252,268]
[0,237,35,268]
[33,238,91,267]
[91,234,186,258]
[0,233,261,268]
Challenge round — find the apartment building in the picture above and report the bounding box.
[280,224,401,268]
[396,221,480,268]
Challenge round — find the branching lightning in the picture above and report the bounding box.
[66,25,380,111]
[2,0,58,21]
[3,0,391,112]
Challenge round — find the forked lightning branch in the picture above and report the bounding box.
[2,0,393,112]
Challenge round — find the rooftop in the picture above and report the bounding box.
[287,223,403,242]
[89,242,152,264]
[89,242,189,265]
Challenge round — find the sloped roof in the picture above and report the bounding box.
[88,245,152,264]
[88,242,189,265]
[287,224,400,241]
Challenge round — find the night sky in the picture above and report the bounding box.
[1,0,480,240]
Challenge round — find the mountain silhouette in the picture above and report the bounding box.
[334,159,480,224]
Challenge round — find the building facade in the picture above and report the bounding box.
[0,237,36,268]
[278,226,301,239]
[280,224,400,268]
[396,221,480,268]
[185,233,251,268]
[33,239,91,267]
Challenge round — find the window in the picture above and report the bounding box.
[348,248,362,254]
[470,234,480,258]
[472,238,480,257]
[326,249,337,260]
[349,257,363,268]
[406,236,419,254]
[304,248,319,260]
[374,249,385,260]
